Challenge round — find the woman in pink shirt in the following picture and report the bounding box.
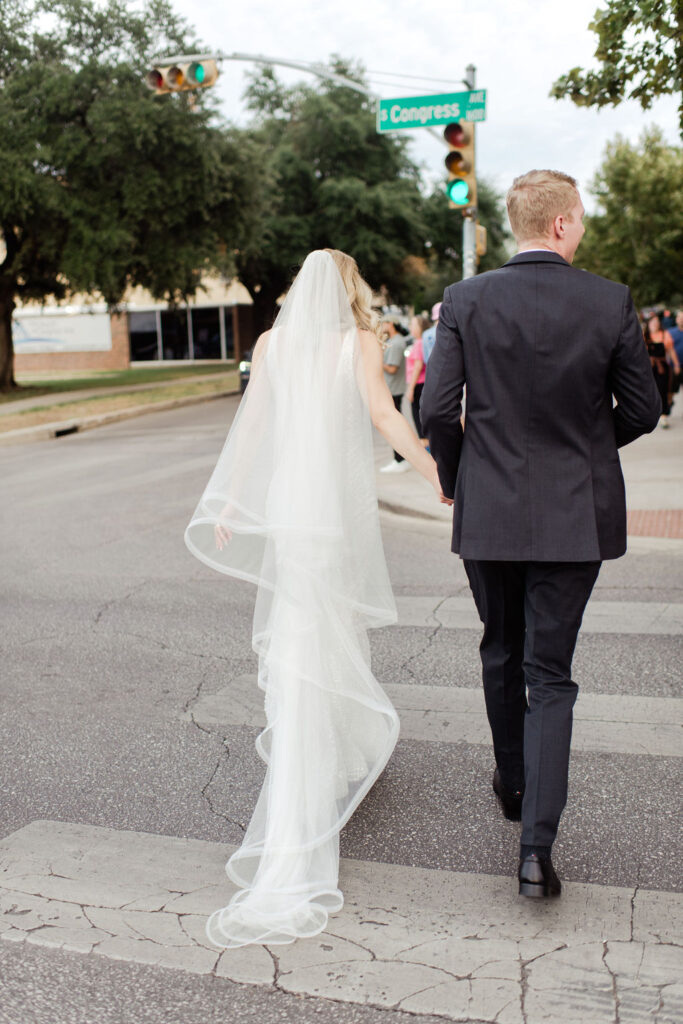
[405,314,430,445]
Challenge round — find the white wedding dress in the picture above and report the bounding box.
[184,251,399,947]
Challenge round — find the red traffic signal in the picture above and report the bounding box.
[444,121,476,211]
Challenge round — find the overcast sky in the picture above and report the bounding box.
[166,0,678,211]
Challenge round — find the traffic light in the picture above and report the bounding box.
[444,122,476,212]
[145,60,219,95]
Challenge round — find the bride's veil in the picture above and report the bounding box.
[184,250,399,947]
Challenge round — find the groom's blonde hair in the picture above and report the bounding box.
[506,170,579,242]
[325,249,381,339]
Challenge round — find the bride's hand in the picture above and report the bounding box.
[214,523,232,550]
[214,505,234,550]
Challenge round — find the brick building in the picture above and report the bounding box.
[13,277,254,375]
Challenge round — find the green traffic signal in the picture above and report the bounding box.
[446,179,470,205]
[189,61,206,85]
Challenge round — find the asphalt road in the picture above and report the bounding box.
[1,396,681,1024]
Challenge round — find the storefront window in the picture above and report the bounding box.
[191,308,221,359]
[129,312,159,361]
[161,310,189,360]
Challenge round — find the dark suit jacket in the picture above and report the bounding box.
[420,251,661,561]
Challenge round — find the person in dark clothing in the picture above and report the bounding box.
[421,169,661,899]
[669,310,683,365]
[644,313,680,428]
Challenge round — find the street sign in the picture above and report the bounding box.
[377,90,486,132]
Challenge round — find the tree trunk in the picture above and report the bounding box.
[250,284,283,339]
[0,280,18,393]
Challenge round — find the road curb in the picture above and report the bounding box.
[0,388,240,445]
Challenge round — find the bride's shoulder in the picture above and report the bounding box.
[251,329,272,371]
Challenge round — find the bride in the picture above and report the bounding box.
[184,249,450,948]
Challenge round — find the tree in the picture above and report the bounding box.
[575,127,683,306]
[0,0,255,391]
[233,62,429,335]
[551,1,683,138]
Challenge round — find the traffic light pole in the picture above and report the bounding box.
[149,52,480,276]
[153,51,449,143]
[461,64,477,281]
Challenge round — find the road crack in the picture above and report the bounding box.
[200,738,246,833]
[602,940,621,1024]
[400,596,452,683]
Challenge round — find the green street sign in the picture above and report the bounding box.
[376,90,487,132]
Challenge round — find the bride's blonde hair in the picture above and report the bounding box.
[324,249,381,339]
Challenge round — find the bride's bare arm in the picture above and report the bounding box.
[357,329,453,504]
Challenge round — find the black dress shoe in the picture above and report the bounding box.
[518,853,561,898]
[492,768,523,821]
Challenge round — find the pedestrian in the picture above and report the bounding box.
[184,249,450,949]
[421,168,661,900]
[421,302,441,364]
[405,313,430,445]
[644,312,680,428]
[379,316,410,473]
[670,310,683,367]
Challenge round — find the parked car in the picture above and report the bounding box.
[239,349,253,393]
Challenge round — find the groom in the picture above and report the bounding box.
[420,169,661,898]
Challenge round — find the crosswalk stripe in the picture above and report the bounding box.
[1,820,680,1022]
[184,675,683,758]
[395,595,683,636]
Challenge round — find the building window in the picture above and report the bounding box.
[161,310,189,360]
[191,308,221,359]
[129,312,159,361]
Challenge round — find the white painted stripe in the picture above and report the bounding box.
[185,676,683,758]
[394,595,683,636]
[1,820,680,1022]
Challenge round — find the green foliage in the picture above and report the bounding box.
[235,61,511,331]
[0,10,511,383]
[234,61,430,330]
[0,0,254,387]
[575,126,683,306]
[551,0,683,137]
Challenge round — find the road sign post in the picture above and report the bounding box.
[375,68,484,282]
[460,65,478,280]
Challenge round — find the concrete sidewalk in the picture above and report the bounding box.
[375,402,683,534]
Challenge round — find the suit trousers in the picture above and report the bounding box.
[391,394,405,462]
[463,559,601,850]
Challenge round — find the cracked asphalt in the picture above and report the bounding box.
[1,396,681,1024]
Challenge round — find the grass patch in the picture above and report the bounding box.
[0,371,239,433]
[3,363,236,404]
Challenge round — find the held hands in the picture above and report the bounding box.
[429,463,454,506]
